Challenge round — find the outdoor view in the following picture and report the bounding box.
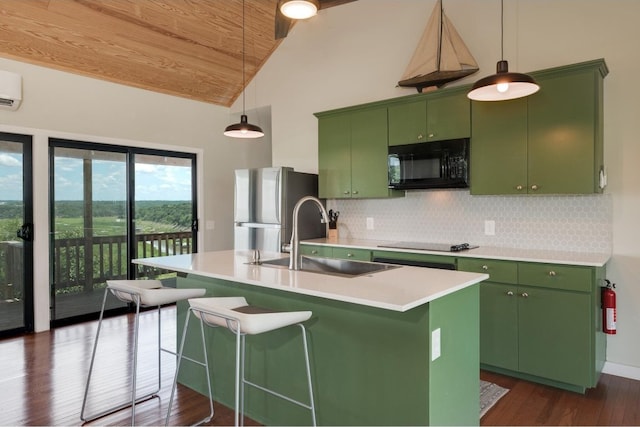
[50,146,196,321]
[0,139,27,332]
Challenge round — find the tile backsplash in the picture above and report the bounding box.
[329,190,612,253]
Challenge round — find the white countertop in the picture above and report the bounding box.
[303,238,610,267]
[133,250,488,312]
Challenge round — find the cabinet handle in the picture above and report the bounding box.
[311,250,318,255]
[548,270,556,277]
[516,185,523,191]
[506,291,514,296]
[418,134,424,140]
[428,133,435,138]
[531,184,539,191]
[521,292,529,298]
[347,253,353,257]
[352,190,359,195]
[343,190,350,195]
[482,265,489,270]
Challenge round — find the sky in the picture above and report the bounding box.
[0,152,192,201]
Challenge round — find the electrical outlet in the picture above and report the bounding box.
[366,217,374,230]
[431,328,441,361]
[484,220,495,236]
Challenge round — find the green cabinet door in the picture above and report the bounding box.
[471,59,607,195]
[318,113,351,198]
[350,107,392,198]
[527,70,599,194]
[470,98,528,195]
[426,90,470,141]
[388,99,427,146]
[480,282,519,370]
[517,285,592,386]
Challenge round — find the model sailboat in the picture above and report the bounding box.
[398,0,479,92]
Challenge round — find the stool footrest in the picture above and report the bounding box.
[242,379,314,411]
[80,392,158,423]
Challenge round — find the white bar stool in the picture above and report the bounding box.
[80,279,206,425]
[165,296,316,427]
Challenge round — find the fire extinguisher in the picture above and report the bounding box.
[602,280,617,335]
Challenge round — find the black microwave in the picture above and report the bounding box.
[388,138,470,190]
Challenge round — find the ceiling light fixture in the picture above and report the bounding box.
[467,0,539,101]
[224,0,264,139]
[280,0,319,20]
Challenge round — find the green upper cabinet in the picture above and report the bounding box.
[317,113,351,198]
[388,88,471,146]
[470,98,528,194]
[317,106,400,199]
[426,89,471,142]
[470,59,608,195]
[388,99,427,145]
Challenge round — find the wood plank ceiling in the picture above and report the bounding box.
[0,0,283,107]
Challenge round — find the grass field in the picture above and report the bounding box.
[0,216,187,240]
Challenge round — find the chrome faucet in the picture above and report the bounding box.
[289,196,329,271]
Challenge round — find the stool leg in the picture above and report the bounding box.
[165,308,192,425]
[80,287,110,422]
[129,295,142,426]
[298,324,317,426]
[234,325,242,427]
[240,334,247,427]
[166,308,214,426]
[157,305,162,393]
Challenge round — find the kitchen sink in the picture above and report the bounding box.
[257,256,399,278]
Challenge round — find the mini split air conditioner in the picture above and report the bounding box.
[0,70,22,111]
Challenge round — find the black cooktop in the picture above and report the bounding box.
[378,242,479,252]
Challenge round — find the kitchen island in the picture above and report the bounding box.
[134,250,489,426]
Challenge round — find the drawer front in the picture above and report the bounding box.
[518,262,593,292]
[332,247,371,261]
[371,250,456,268]
[300,244,332,258]
[458,258,518,284]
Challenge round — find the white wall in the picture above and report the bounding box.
[241,1,640,375]
[0,57,272,331]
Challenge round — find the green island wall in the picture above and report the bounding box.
[176,274,479,426]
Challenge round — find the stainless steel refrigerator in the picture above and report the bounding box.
[234,167,326,252]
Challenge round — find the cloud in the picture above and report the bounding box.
[0,153,21,167]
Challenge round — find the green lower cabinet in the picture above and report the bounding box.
[299,244,332,258]
[517,285,592,387]
[459,258,605,393]
[331,246,371,261]
[479,282,518,370]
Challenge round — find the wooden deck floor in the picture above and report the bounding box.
[1,306,638,426]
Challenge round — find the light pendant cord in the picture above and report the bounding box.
[242,0,246,115]
[500,0,504,61]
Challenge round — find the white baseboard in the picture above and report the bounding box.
[602,361,640,381]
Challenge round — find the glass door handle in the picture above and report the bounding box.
[17,223,33,242]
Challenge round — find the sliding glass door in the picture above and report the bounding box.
[50,144,129,322]
[50,140,197,325]
[0,133,33,336]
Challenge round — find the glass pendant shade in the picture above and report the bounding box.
[224,114,264,139]
[280,0,319,19]
[468,60,539,101]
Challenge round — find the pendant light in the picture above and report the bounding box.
[280,0,319,20]
[224,0,264,139]
[467,0,539,101]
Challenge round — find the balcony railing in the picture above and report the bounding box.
[0,232,193,299]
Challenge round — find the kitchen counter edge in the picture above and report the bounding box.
[302,238,610,267]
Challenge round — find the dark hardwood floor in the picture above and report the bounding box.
[0,306,257,426]
[1,306,639,426]
[480,369,640,425]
